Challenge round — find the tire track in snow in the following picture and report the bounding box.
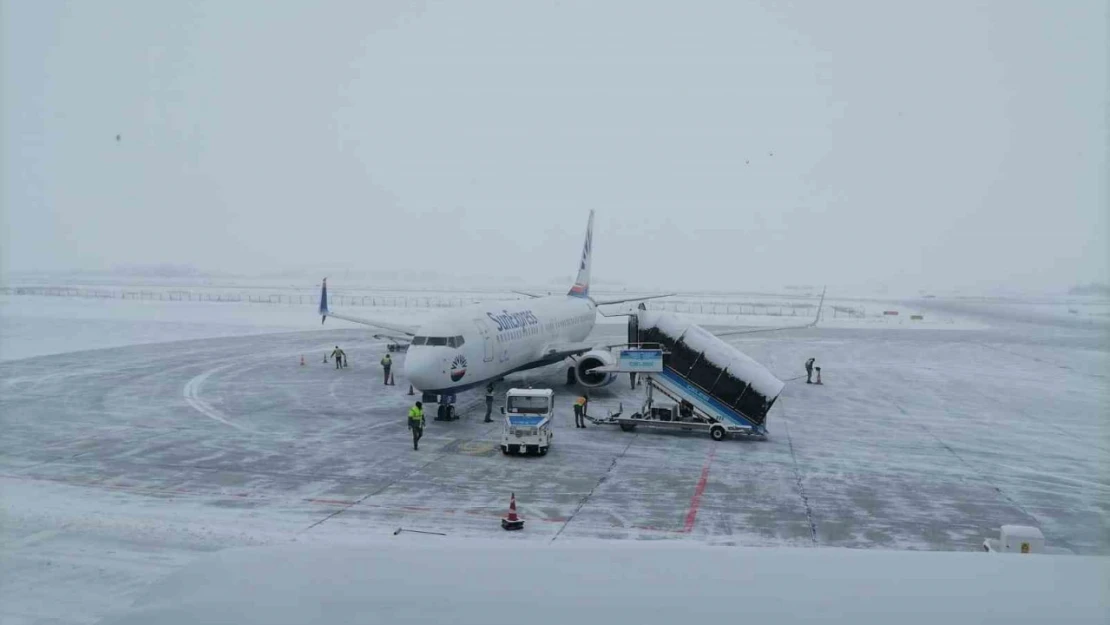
[551,433,638,542]
[888,400,1038,522]
[781,404,818,546]
[877,362,1046,524]
[300,450,449,533]
[180,347,311,433]
[182,364,254,432]
[974,340,1108,380]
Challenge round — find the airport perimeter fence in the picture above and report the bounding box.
[0,286,507,308]
[644,301,865,318]
[1,286,864,318]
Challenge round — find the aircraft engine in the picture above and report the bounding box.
[575,350,617,388]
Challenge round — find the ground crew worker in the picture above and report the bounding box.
[805,357,815,384]
[332,346,345,370]
[484,383,495,423]
[408,401,425,450]
[574,395,588,428]
[381,353,393,385]
[629,372,636,389]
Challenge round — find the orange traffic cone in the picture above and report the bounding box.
[501,492,524,531]
[300,355,305,366]
[408,384,415,395]
[815,367,823,385]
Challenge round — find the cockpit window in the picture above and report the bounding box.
[413,336,463,347]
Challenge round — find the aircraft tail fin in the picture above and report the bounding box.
[567,210,594,298]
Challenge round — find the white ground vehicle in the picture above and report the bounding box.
[500,388,554,456]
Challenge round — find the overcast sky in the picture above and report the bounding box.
[2,0,1106,293]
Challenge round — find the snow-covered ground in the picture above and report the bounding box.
[95,541,1109,625]
[0,295,444,362]
[0,288,1107,624]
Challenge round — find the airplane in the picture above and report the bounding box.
[317,210,675,399]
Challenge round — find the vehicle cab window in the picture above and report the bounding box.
[507,396,549,414]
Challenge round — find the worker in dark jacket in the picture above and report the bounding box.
[332,346,345,370]
[805,357,815,384]
[484,383,495,423]
[408,402,425,450]
[381,354,393,385]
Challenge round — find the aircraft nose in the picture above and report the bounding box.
[404,348,439,390]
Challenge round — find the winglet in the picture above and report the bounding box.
[567,210,594,298]
[812,286,826,326]
[319,278,329,324]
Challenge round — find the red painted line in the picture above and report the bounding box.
[682,446,717,533]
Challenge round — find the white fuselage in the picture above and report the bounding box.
[405,296,596,393]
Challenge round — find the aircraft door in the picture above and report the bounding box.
[473,319,494,362]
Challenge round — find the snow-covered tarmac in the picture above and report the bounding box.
[0,296,1107,624]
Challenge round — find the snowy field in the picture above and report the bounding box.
[0,289,1108,624]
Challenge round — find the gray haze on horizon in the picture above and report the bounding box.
[2,0,1107,294]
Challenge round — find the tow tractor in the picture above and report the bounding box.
[499,388,554,456]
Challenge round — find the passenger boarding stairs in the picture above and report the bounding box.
[587,311,785,440]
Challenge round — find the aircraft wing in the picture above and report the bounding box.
[317,279,419,336]
[538,341,597,361]
[512,290,544,299]
[712,323,816,337]
[593,293,676,306]
[712,287,826,337]
[372,332,414,345]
